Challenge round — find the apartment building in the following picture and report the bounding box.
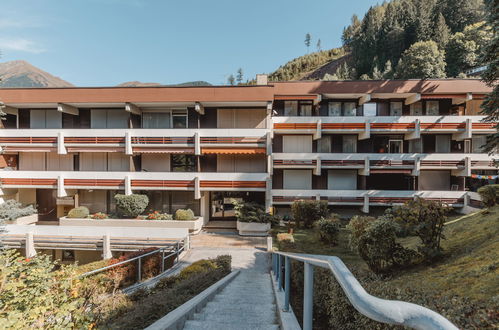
[0,78,497,223]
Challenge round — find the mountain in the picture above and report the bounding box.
[0,60,74,87]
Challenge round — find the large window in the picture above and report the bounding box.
[142,112,171,128]
[343,135,357,153]
[410,102,423,115]
[390,102,403,116]
[344,102,357,116]
[328,102,341,116]
[426,101,439,115]
[284,101,298,116]
[91,109,129,128]
[30,110,62,129]
[171,154,196,172]
[363,103,377,116]
[172,110,187,128]
[317,136,331,153]
[472,135,487,153]
[284,101,313,116]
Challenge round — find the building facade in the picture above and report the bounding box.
[0,78,497,222]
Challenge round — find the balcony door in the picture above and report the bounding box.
[36,189,57,221]
[388,140,403,153]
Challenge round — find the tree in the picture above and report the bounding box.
[342,14,361,49]
[372,65,383,79]
[395,40,446,78]
[438,0,485,32]
[304,33,311,52]
[227,74,235,85]
[433,12,451,49]
[382,60,394,79]
[316,39,322,52]
[414,0,437,42]
[479,0,499,153]
[236,68,243,85]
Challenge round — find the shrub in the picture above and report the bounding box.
[385,198,449,259]
[67,206,90,218]
[115,194,149,218]
[347,215,376,251]
[233,201,277,224]
[90,212,108,220]
[179,259,217,280]
[291,200,329,228]
[0,199,36,221]
[277,233,296,251]
[213,254,232,274]
[174,208,195,220]
[478,184,499,207]
[316,216,341,245]
[146,211,173,220]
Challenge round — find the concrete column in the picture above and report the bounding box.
[125,131,133,155]
[125,175,132,195]
[359,157,370,176]
[405,119,420,140]
[185,235,190,250]
[314,157,321,176]
[57,175,67,197]
[265,177,272,212]
[464,156,471,177]
[194,132,201,156]
[313,119,322,140]
[359,120,370,140]
[102,234,112,260]
[266,132,272,155]
[25,232,37,258]
[412,157,421,176]
[57,132,67,155]
[268,155,273,175]
[267,236,273,251]
[194,176,201,199]
[362,195,369,214]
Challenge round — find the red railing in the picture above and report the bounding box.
[0,137,57,144]
[64,179,124,187]
[200,137,265,144]
[420,160,464,167]
[200,181,266,188]
[131,180,194,188]
[64,137,125,144]
[273,123,317,130]
[273,160,316,166]
[131,137,193,144]
[321,160,365,166]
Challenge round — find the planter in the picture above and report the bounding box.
[59,217,204,234]
[5,214,38,225]
[236,221,271,237]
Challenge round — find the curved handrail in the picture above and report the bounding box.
[272,251,458,330]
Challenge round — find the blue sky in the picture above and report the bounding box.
[0,0,379,86]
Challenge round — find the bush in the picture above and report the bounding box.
[316,216,341,245]
[213,254,232,274]
[385,198,449,259]
[146,211,173,220]
[179,259,217,280]
[233,201,277,224]
[174,209,195,220]
[277,233,296,251]
[67,206,90,218]
[478,184,499,207]
[347,216,376,251]
[0,199,36,221]
[291,200,329,228]
[115,194,149,218]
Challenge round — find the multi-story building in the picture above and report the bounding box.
[0,77,497,224]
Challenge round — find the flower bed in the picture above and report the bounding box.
[59,216,204,234]
[4,214,38,225]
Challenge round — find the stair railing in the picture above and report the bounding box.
[271,251,458,330]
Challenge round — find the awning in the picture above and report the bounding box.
[1,146,56,153]
[370,169,412,174]
[66,147,125,153]
[201,148,266,155]
[275,94,318,101]
[133,147,195,154]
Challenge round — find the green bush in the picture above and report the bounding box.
[291,200,329,228]
[174,208,195,220]
[178,259,217,280]
[233,201,277,224]
[277,233,296,251]
[315,216,341,245]
[213,254,232,274]
[115,194,149,218]
[67,206,90,218]
[0,199,36,221]
[477,184,499,207]
[384,198,449,259]
[347,215,376,251]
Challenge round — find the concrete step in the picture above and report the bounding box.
[183,320,279,330]
[203,302,277,314]
[192,310,277,323]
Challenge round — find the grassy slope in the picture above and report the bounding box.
[273,206,499,303]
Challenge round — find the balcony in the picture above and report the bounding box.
[0,128,271,155]
[272,116,495,140]
[0,171,270,197]
[271,153,497,176]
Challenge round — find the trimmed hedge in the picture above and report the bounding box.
[67,206,89,218]
[315,216,341,245]
[115,194,149,218]
[174,209,195,220]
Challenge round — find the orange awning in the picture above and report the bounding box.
[2,146,56,153]
[133,147,194,154]
[202,148,266,155]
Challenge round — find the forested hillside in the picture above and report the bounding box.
[267,0,490,81]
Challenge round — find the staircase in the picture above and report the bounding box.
[183,269,280,330]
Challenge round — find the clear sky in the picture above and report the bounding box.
[0,0,379,86]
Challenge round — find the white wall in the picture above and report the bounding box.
[283,135,312,153]
[328,170,357,190]
[283,170,312,189]
[418,170,450,191]
[142,154,170,172]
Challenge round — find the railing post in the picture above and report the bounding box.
[303,262,314,330]
[160,249,165,273]
[137,257,142,282]
[278,255,283,291]
[284,256,291,312]
[176,242,180,262]
[276,254,281,284]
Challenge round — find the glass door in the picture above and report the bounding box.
[389,140,403,153]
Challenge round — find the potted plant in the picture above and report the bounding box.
[233,201,276,236]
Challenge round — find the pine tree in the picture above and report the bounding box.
[433,12,450,49]
[304,33,311,53]
[479,0,498,153]
[382,60,394,79]
[415,0,437,42]
[236,68,243,85]
[227,74,235,86]
[316,39,322,52]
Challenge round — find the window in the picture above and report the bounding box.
[283,135,312,153]
[30,110,62,129]
[299,101,313,116]
[408,139,422,153]
[328,102,342,116]
[283,170,312,189]
[171,154,196,172]
[62,250,75,262]
[317,136,331,153]
[172,110,187,128]
[172,191,200,215]
[142,112,171,128]
[410,102,423,115]
[472,135,487,153]
[389,140,403,153]
[390,102,403,116]
[426,101,439,115]
[343,135,357,153]
[435,135,451,153]
[91,109,129,128]
[284,101,298,116]
[363,103,377,116]
[344,102,357,116]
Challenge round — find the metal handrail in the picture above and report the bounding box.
[271,251,458,330]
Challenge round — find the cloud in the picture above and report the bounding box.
[0,37,46,54]
[0,18,40,29]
